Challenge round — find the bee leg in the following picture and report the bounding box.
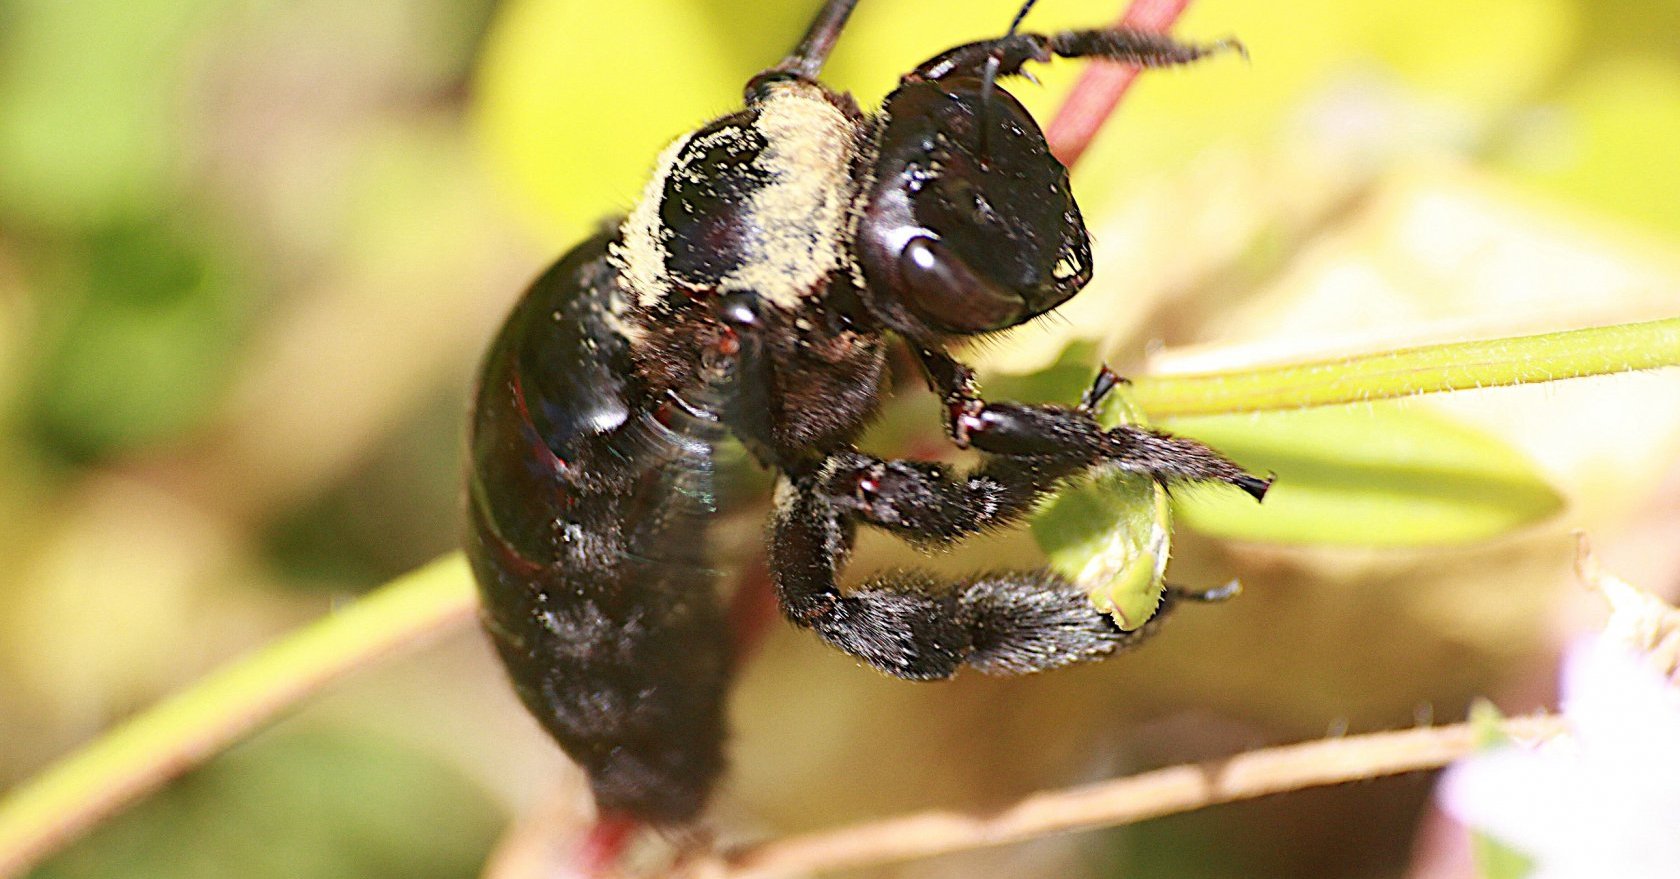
[913,28,1242,82]
[916,347,1271,501]
[770,461,1185,681]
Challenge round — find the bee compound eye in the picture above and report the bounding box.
[898,235,1025,333]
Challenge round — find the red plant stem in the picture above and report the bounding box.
[571,811,639,878]
[1047,0,1195,168]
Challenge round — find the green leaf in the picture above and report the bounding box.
[1034,470,1171,631]
[994,343,1176,629]
[1031,377,1172,631]
[1166,404,1565,546]
[1471,831,1537,879]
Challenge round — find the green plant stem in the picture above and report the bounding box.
[1130,317,1680,418]
[0,554,477,879]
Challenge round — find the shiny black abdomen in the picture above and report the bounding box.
[466,233,744,824]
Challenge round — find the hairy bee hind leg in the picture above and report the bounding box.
[769,461,1186,681]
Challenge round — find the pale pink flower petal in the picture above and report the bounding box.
[1438,637,1680,879]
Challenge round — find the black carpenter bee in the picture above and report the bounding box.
[467,0,1267,828]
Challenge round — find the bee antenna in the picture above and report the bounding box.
[979,0,1040,165]
[1006,0,1040,35]
[775,0,861,81]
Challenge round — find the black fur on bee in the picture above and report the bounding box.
[466,0,1263,827]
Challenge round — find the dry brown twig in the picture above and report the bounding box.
[668,715,1566,879]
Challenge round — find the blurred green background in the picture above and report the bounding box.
[2,0,1679,877]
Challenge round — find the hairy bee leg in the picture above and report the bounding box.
[816,449,1089,545]
[914,28,1242,82]
[771,470,1190,680]
[915,348,1272,502]
[973,403,1271,501]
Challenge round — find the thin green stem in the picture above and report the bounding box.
[1130,317,1680,418]
[0,554,477,879]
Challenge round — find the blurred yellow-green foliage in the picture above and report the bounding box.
[2,0,1679,877]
